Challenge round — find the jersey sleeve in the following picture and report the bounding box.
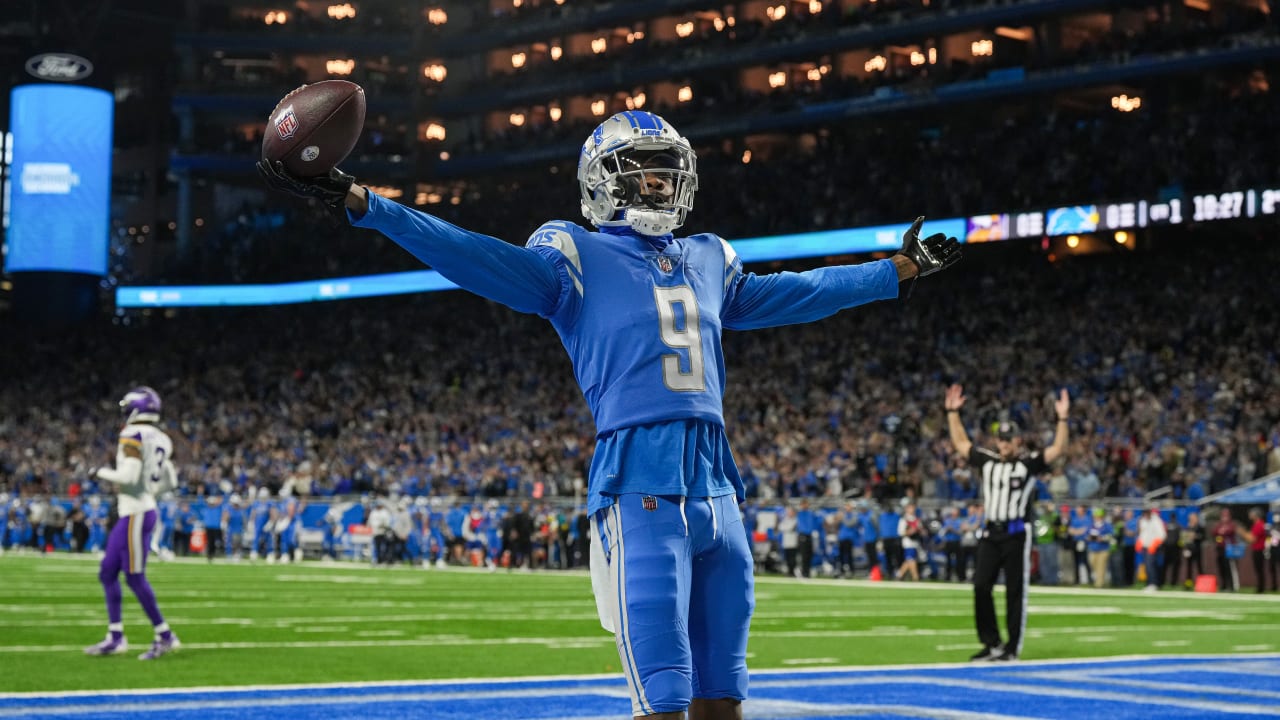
[349,191,565,316]
[96,430,144,486]
[1023,451,1049,476]
[720,246,899,330]
[969,446,997,468]
[524,221,587,321]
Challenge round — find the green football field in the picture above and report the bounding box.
[1,553,1277,693]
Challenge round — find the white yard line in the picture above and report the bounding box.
[2,653,1275,700]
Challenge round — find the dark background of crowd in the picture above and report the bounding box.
[155,77,1277,286]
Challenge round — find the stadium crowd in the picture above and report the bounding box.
[4,229,1279,537]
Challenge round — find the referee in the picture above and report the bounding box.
[945,384,1069,662]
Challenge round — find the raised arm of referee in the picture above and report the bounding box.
[945,384,1069,662]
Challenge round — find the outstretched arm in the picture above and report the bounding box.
[344,186,562,316]
[1043,389,1071,464]
[944,384,973,458]
[256,162,564,316]
[721,216,960,330]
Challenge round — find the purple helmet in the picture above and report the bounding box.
[119,386,161,422]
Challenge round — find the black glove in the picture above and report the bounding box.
[898,216,962,278]
[256,160,355,210]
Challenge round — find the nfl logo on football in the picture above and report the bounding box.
[275,105,299,140]
[641,496,658,511]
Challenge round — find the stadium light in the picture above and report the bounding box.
[972,39,993,57]
[549,105,562,122]
[591,100,606,116]
[1112,94,1142,112]
[550,45,563,61]
[910,51,926,67]
[676,21,694,38]
[928,48,937,64]
[422,123,446,141]
[809,1,823,13]
[327,3,356,20]
[511,52,527,68]
[807,68,822,82]
[426,8,447,25]
[509,113,525,127]
[769,71,786,88]
[766,5,787,21]
[264,10,288,24]
[326,59,355,75]
[512,0,522,7]
[633,92,646,108]
[1066,235,1080,248]
[423,63,446,82]
[713,17,725,32]
[1114,231,1129,244]
[742,149,752,164]
[438,151,449,160]
[727,15,736,26]
[865,55,887,73]
[677,86,693,103]
[591,37,607,54]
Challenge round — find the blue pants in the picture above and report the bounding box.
[592,493,754,715]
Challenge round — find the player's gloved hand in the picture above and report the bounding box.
[256,160,355,210]
[898,216,962,278]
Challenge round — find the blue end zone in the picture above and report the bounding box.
[3,655,1278,720]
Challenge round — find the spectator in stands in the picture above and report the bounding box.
[1247,508,1267,594]
[1085,508,1113,589]
[1136,507,1167,592]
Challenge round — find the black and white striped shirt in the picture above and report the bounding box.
[969,448,1048,523]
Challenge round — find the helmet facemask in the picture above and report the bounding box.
[579,113,698,236]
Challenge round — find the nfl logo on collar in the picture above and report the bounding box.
[641,496,658,511]
[657,256,674,274]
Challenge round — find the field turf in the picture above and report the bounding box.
[1,553,1277,693]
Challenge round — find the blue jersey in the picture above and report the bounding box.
[225,506,245,534]
[353,195,898,512]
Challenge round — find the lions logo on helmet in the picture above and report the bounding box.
[578,111,698,237]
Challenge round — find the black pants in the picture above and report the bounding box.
[1122,545,1136,586]
[974,531,1029,654]
[174,531,191,556]
[944,540,961,581]
[1270,549,1280,591]
[1183,543,1203,587]
[958,544,976,581]
[797,534,813,578]
[1217,547,1236,591]
[1163,547,1182,588]
[864,542,879,577]
[205,528,223,561]
[883,538,904,578]
[1251,549,1265,594]
[71,523,90,552]
[838,539,855,576]
[783,547,798,576]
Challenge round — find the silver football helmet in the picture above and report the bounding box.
[578,111,697,236]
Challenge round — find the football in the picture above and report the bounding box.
[261,80,366,177]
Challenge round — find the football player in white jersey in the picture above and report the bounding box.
[83,387,181,660]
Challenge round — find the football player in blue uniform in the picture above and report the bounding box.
[261,110,959,719]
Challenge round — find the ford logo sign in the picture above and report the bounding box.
[25,53,94,82]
